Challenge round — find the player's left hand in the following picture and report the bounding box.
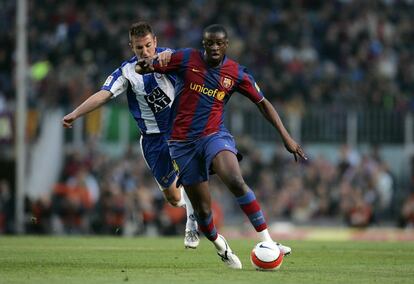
[283,137,307,162]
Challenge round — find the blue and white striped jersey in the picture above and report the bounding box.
[101,48,175,135]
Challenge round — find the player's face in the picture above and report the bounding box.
[202,31,228,66]
[130,33,157,59]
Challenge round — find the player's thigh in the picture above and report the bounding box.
[212,151,248,195]
[140,135,177,190]
[169,141,209,186]
[212,150,243,178]
[205,132,245,186]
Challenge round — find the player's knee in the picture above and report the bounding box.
[166,196,180,207]
[194,203,211,219]
[164,190,181,207]
[227,175,247,193]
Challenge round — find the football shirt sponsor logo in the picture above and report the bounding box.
[189,82,226,101]
[145,87,171,113]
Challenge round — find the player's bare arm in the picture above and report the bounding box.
[256,98,307,162]
[62,90,112,128]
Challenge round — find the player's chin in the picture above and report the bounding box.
[210,55,222,63]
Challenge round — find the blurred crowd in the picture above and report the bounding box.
[2,0,414,234]
[2,138,414,235]
[0,141,224,235]
[1,0,414,111]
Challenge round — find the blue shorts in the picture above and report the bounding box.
[168,131,238,186]
[140,133,177,190]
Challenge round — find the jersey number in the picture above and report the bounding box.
[145,87,171,113]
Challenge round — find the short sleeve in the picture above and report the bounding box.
[236,66,264,104]
[101,68,128,98]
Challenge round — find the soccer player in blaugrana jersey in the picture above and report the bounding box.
[136,24,307,269]
[62,22,200,248]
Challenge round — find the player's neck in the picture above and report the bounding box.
[203,53,224,68]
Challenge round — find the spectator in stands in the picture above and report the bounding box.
[0,179,12,233]
[399,192,414,228]
[52,171,93,234]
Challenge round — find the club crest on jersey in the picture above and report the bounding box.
[221,77,234,90]
[155,73,163,79]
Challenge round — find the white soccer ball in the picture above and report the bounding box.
[250,241,284,271]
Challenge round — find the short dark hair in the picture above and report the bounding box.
[203,24,228,39]
[129,21,154,38]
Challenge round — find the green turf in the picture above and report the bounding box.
[0,236,413,284]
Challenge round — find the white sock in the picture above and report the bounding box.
[258,229,273,242]
[182,187,198,231]
[213,234,227,253]
[174,186,186,207]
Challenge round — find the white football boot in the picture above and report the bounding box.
[184,229,200,249]
[216,235,242,269]
[276,242,292,256]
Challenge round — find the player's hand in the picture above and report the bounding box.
[157,50,172,67]
[135,58,154,74]
[283,137,307,162]
[62,113,77,128]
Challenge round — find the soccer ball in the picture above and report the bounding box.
[250,241,284,271]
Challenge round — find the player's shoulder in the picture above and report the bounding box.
[156,47,175,53]
[120,56,138,69]
[231,60,250,75]
[224,56,242,69]
[172,48,198,56]
[221,56,249,77]
[117,56,140,79]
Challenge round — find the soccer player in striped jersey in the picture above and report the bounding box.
[62,22,199,248]
[136,24,307,269]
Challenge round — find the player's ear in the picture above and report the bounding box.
[128,34,132,49]
[153,35,157,47]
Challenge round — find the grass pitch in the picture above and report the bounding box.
[0,236,413,284]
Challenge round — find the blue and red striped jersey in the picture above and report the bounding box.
[153,48,264,141]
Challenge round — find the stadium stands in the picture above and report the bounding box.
[1,0,414,234]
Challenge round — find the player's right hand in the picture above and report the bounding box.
[62,113,77,128]
[135,58,154,74]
